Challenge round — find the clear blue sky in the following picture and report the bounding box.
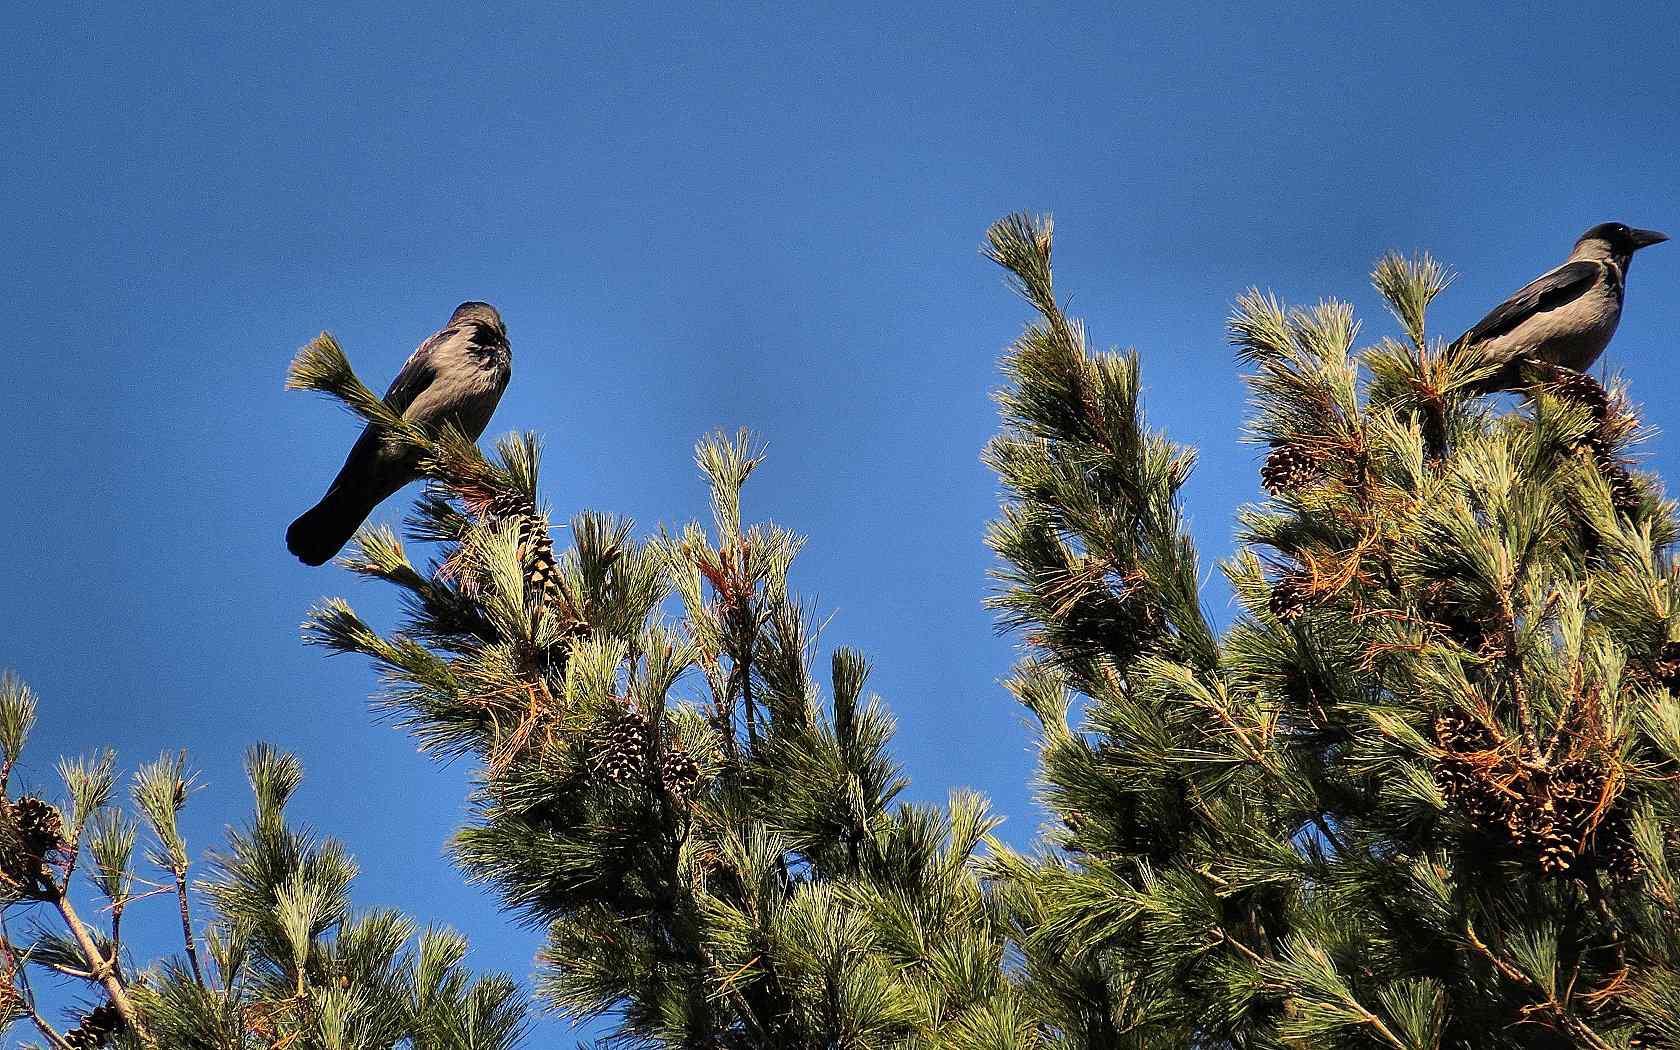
[4,2,1677,1041]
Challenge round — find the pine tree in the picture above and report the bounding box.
[289,213,1680,1049]
[979,213,1680,1048]
[0,673,525,1050]
[289,330,1031,1046]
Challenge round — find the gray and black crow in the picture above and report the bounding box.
[1454,222,1666,394]
[287,301,512,566]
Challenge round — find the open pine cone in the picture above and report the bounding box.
[63,1002,125,1049]
[1260,444,1323,495]
[592,707,650,787]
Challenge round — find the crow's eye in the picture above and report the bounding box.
[469,322,504,345]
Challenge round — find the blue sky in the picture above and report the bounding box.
[4,2,1678,1041]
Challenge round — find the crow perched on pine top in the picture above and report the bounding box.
[287,301,512,566]
[1453,222,1666,394]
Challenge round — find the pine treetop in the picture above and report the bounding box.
[286,213,1680,1048]
[982,213,1680,1049]
[1,669,526,1050]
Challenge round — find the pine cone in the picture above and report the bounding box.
[1,796,62,897]
[1655,641,1680,692]
[485,490,527,522]
[1268,575,1312,622]
[1260,444,1323,495]
[659,745,702,804]
[1548,368,1611,420]
[592,708,650,787]
[1434,736,1641,880]
[1110,589,1165,651]
[1603,462,1641,514]
[1433,711,1492,751]
[485,491,561,607]
[1536,835,1577,875]
[1546,369,1646,517]
[1595,805,1644,882]
[7,796,64,861]
[1433,713,1522,848]
[63,1002,124,1049]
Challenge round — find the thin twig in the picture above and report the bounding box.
[1217,929,1266,967]
[175,869,204,988]
[1,932,64,1049]
[1463,917,1616,1050]
[1310,814,1350,856]
[27,1006,75,1050]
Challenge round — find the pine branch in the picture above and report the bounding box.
[285,332,426,448]
[53,890,148,1044]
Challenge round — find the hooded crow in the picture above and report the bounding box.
[1454,222,1666,393]
[287,301,512,565]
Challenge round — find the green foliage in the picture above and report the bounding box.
[981,212,1680,1048]
[0,672,37,787]
[0,685,526,1050]
[128,745,527,1050]
[23,213,1678,1048]
[297,215,1680,1048]
[132,751,199,873]
[302,350,1023,1045]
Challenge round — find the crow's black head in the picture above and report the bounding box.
[1577,222,1668,254]
[450,301,504,329]
[449,301,507,345]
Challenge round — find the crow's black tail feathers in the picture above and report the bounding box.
[286,486,384,566]
[288,422,420,566]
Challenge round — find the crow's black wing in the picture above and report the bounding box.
[1453,261,1602,349]
[381,325,460,412]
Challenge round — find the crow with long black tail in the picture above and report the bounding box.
[287,301,512,565]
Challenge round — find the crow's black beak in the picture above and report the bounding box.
[1631,228,1670,249]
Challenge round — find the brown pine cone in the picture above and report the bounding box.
[1268,575,1313,622]
[660,745,702,804]
[1595,806,1644,882]
[592,708,650,787]
[1260,444,1324,495]
[1656,641,1680,692]
[63,1002,125,1049]
[1604,463,1642,514]
[485,491,561,605]
[1548,368,1611,420]
[7,796,64,860]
